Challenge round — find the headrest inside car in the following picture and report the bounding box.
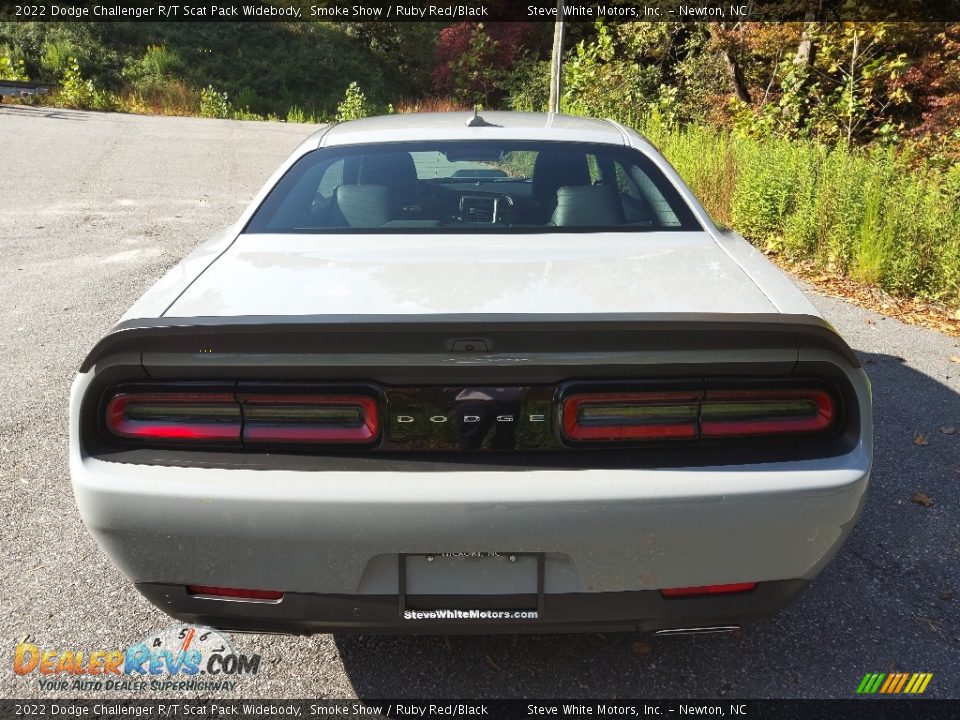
[358,152,419,207]
[334,184,392,228]
[531,152,592,205]
[550,185,626,227]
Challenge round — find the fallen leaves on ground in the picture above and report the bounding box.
[631,641,653,655]
[485,654,502,671]
[911,492,934,507]
[940,426,957,435]
[914,434,929,446]
[770,255,960,338]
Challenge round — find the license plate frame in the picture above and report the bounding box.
[399,552,545,619]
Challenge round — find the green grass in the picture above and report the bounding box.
[620,112,960,307]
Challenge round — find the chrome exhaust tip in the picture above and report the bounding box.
[654,625,740,636]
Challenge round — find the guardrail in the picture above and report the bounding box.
[0,80,52,99]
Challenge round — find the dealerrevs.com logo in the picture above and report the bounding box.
[13,625,261,692]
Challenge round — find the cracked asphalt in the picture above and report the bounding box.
[1,105,957,701]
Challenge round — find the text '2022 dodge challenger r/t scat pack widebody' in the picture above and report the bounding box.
[70,112,871,634]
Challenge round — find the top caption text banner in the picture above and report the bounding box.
[2,0,960,23]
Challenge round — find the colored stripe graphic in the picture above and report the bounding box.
[879,674,897,693]
[857,672,933,694]
[908,673,933,694]
[857,673,885,694]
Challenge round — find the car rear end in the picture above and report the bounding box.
[71,312,870,634]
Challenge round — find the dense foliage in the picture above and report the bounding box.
[0,21,437,118]
[633,114,960,305]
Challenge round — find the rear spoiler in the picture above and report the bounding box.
[80,313,860,373]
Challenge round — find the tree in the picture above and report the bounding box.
[812,23,910,146]
[433,22,533,106]
[709,22,751,104]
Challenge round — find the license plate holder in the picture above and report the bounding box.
[399,552,544,618]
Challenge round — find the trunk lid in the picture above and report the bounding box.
[162,232,777,318]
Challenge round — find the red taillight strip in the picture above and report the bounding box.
[105,391,380,445]
[562,392,701,441]
[660,582,758,598]
[700,389,834,438]
[186,585,284,601]
[105,393,241,441]
[561,388,836,443]
[240,394,379,444]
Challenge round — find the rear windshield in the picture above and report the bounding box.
[245,141,701,234]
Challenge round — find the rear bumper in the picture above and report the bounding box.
[137,580,810,635]
[72,449,869,622]
[70,359,871,633]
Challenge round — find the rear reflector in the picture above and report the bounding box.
[105,390,379,446]
[561,392,700,441]
[562,387,836,443]
[186,585,284,601]
[106,393,241,441]
[241,394,379,444]
[660,582,758,598]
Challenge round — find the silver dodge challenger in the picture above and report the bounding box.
[70,112,872,634]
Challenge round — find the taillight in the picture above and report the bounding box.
[241,394,379,444]
[561,392,700,441]
[561,386,836,443]
[660,582,758,598]
[700,389,834,437]
[186,585,283,602]
[105,393,241,441]
[104,390,379,446]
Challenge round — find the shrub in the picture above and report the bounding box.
[0,53,28,81]
[286,105,306,123]
[41,39,83,77]
[433,22,531,106]
[139,44,181,81]
[124,45,183,97]
[392,97,466,113]
[335,81,372,121]
[621,111,960,305]
[199,85,231,119]
[506,59,550,112]
[119,79,198,116]
[231,107,264,121]
[562,23,662,119]
[851,172,894,285]
[56,58,115,110]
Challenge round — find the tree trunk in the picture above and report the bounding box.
[790,18,820,131]
[722,49,752,104]
[710,23,751,105]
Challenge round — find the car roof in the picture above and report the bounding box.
[307,111,631,148]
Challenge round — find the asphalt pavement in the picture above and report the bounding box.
[1,105,957,700]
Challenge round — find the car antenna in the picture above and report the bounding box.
[466,106,498,127]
